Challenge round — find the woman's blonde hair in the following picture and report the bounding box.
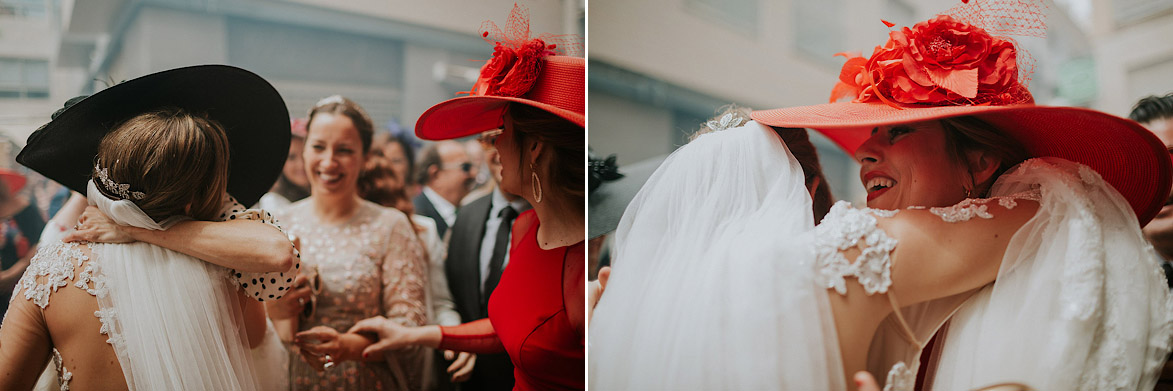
[94,107,230,222]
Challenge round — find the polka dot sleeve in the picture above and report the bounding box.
[219,196,301,302]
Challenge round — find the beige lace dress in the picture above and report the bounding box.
[279,199,428,391]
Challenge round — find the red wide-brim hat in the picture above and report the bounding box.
[0,169,26,194]
[752,102,1172,227]
[416,55,584,141]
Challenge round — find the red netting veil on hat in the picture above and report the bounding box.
[416,3,584,141]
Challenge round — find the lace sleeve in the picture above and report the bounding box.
[438,318,505,354]
[813,201,899,296]
[220,196,301,301]
[380,212,428,328]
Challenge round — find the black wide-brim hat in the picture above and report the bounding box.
[17,65,289,207]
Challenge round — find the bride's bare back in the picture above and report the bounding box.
[0,241,262,391]
[1,243,127,391]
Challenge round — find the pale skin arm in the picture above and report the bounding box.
[64,206,295,273]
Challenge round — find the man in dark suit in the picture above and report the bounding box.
[444,142,530,390]
[413,140,475,237]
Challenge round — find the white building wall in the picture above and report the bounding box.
[1091,9,1173,116]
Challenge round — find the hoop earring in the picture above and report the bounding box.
[530,162,543,203]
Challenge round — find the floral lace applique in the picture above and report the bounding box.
[814,201,898,295]
[53,349,72,391]
[921,190,1043,223]
[884,361,914,391]
[15,241,89,308]
[929,198,994,222]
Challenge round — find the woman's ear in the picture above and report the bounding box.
[966,150,1000,190]
[528,139,545,165]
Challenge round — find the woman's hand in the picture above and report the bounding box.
[347,316,438,358]
[266,274,311,320]
[854,371,880,391]
[444,350,476,383]
[62,206,135,244]
[294,326,341,372]
[588,266,611,324]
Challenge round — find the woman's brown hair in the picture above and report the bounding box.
[939,116,1030,197]
[306,95,375,155]
[508,103,585,215]
[93,107,230,222]
[771,127,835,223]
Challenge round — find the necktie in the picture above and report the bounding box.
[483,205,518,303]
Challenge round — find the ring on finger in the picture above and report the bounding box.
[323,354,335,370]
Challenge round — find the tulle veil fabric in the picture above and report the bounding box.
[921,158,1173,390]
[589,121,846,389]
[84,180,273,390]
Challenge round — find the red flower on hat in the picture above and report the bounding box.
[830,15,1025,107]
[470,38,555,97]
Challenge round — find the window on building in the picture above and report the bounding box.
[792,0,844,67]
[0,58,50,99]
[0,0,47,19]
[883,0,915,28]
[1113,0,1173,25]
[684,0,760,37]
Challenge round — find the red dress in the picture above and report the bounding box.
[438,210,585,390]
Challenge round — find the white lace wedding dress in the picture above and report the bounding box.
[588,120,1173,390]
[13,180,296,390]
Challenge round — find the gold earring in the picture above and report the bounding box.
[530,162,543,203]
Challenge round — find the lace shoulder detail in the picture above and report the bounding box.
[813,201,898,295]
[905,190,1043,223]
[14,240,93,308]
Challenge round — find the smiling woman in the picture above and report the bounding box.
[856,117,1028,209]
[266,95,431,391]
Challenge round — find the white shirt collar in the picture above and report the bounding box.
[422,186,458,226]
[490,187,530,218]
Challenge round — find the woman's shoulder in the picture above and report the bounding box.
[17,239,98,309]
[358,200,414,230]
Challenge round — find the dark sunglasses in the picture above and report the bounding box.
[442,162,474,173]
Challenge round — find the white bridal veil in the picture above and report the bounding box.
[589,121,845,389]
[85,180,270,390]
[926,158,1173,390]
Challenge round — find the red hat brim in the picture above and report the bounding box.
[416,56,584,140]
[752,102,1172,227]
[0,170,26,194]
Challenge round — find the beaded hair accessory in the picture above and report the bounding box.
[95,163,145,200]
[314,95,346,108]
